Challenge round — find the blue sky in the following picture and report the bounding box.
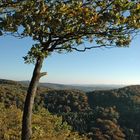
[0,35,140,85]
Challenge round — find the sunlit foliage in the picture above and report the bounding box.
[0,103,88,140]
[0,80,140,139]
[0,0,140,63]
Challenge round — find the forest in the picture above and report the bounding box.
[1,1,140,140]
[0,79,140,140]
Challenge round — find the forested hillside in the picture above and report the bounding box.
[87,86,140,139]
[0,80,87,140]
[0,79,140,140]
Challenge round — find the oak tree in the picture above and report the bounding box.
[1,0,140,140]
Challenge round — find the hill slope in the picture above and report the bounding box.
[19,80,124,91]
[0,79,140,139]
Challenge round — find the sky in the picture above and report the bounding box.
[0,35,140,85]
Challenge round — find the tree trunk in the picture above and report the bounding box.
[21,57,46,140]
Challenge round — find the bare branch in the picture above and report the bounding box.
[72,45,116,52]
[39,72,47,78]
[54,44,116,52]
[71,45,106,52]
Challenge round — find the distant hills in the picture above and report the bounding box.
[0,79,21,86]
[18,80,125,92]
[0,78,126,91]
[0,78,140,139]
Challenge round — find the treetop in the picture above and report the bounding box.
[0,0,140,63]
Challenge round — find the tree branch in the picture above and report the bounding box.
[71,45,116,52]
[97,1,114,15]
[39,72,47,78]
[71,45,106,52]
[55,44,116,52]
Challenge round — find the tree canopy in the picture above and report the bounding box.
[1,0,140,63]
[0,1,140,139]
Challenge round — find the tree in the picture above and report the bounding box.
[0,0,140,140]
[0,103,88,140]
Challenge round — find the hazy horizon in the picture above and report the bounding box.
[0,78,132,87]
[0,35,140,85]
[1,77,139,86]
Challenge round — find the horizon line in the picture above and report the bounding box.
[0,78,136,86]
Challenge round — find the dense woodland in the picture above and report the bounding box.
[1,1,140,139]
[0,79,140,140]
